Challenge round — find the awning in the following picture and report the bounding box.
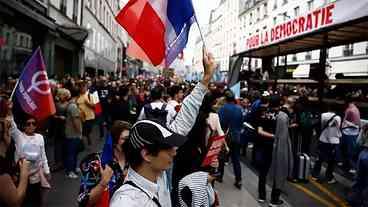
[328,59,368,78]
[236,0,368,58]
[293,64,310,78]
[58,25,89,44]
[0,0,56,30]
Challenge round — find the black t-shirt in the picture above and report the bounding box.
[254,107,277,144]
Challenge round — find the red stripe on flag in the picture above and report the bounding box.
[116,1,165,66]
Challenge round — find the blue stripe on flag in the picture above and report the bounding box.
[167,0,195,35]
[165,17,194,67]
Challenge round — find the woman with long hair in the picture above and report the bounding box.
[78,120,131,207]
[0,96,30,207]
[172,92,224,205]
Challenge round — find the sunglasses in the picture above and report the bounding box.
[26,121,36,127]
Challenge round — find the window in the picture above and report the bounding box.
[366,42,368,55]
[92,29,96,49]
[283,0,288,5]
[305,52,312,60]
[73,0,79,23]
[263,3,268,18]
[294,6,300,17]
[99,0,102,18]
[256,7,260,21]
[343,44,354,56]
[85,23,91,47]
[292,54,297,61]
[307,0,314,11]
[273,0,277,10]
[273,17,277,25]
[249,12,253,25]
[280,56,285,64]
[60,0,67,14]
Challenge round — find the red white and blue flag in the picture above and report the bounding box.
[116,0,195,67]
[14,47,56,120]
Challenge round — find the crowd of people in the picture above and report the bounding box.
[0,48,367,207]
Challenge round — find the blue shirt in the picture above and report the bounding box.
[218,103,244,143]
[353,148,368,192]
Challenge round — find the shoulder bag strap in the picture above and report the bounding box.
[322,114,338,143]
[124,181,162,207]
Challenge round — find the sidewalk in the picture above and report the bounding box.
[45,126,104,207]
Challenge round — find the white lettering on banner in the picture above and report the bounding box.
[19,82,37,111]
[246,3,336,50]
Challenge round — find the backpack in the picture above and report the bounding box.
[143,103,168,125]
[300,111,313,129]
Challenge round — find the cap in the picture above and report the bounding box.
[224,90,235,100]
[129,120,188,149]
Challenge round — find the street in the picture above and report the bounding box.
[43,126,353,207]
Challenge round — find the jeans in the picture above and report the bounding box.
[54,133,65,165]
[312,142,338,180]
[64,138,80,173]
[349,148,368,206]
[230,143,242,182]
[271,184,282,203]
[256,142,273,199]
[341,133,358,170]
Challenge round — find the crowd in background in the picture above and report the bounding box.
[1,58,368,206]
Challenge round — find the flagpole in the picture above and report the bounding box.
[9,79,20,100]
[9,47,41,100]
[194,15,207,49]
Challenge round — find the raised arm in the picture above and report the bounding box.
[168,48,216,136]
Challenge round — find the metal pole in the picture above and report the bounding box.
[318,34,328,107]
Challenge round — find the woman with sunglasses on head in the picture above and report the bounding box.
[78,120,131,207]
[0,97,30,207]
[8,112,51,207]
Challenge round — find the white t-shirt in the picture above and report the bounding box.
[319,112,342,144]
[138,101,177,127]
[10,118,50,184]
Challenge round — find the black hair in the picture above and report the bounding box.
[224,90,235,102]
[124,139,172,169]
[150,86,163,101]
[185,93,218,157]
[110,121,131,147]
[168,85,182,98]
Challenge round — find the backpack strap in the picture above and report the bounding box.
[161,103,167,111]
[321,114,338,144]
[124,181,162,207]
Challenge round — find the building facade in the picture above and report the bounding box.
[82,0,126,76]
[0,0,57,80]
[49,0,88,77]
[238,0,368,79]
[193,0,240,81]
[194,0,368,81]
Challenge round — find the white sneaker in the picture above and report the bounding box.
[327,178,337,184]
[349,169,357,174]
[258,199,266,203]
[67,172,79,179]
[75,168,81,174]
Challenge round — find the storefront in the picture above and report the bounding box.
[231,0,368,85]
[0,0,56,82]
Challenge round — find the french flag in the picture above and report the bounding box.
[116,0,195,67]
